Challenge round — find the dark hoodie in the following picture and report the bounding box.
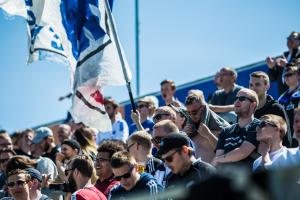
[109,173,163,200]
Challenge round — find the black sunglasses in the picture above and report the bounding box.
[258,120,277,129]
[7,180,27,188]
[65,168,75,176]
[114,167,134,181]
[127,142,136,151]
[284,72,296,78]
[235,96,253,102]
[137,104,148,109]
[162,148,181,163]
[151,136,163,145]
[153,113,170,121]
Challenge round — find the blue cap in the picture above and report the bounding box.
[32,127,53,144]
[25,168,42,182]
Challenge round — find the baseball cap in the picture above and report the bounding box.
[32,127,53,144]
[157,133,190,156]
[61,139,81,152]
[287,31,300,40]
[25,168,42,182]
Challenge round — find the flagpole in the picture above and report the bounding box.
[135,0,140,97]
[103,0,137,112]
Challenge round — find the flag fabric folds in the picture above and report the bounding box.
[0,0,131,131]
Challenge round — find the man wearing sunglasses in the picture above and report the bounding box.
[65,155,107,200]
[94,140,125,198]
[213,88,260,168]
[109,151,163,200]
[0,148,16,198]
[129,96,156,134]
[278,66,300,147]
[6,169,32,200]
[249,71,293,147]
[252,114,300,172]
[158,133,215,192]
[153,106,177,124]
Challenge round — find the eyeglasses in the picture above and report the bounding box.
[284,72,296,78]
[0,158,9,163]
[64,168,75,176]
[137,104,148,109]
[127,143,136,151]
[235,96,253,102]
[151,136,163,145]
[161,148,181,163]
[153,113,170,121]
[258,120,278,129]
[114,167,134,181]
[7,180,28,188]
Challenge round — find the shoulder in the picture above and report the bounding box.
[220,123,238,135]
[193,160,216,172]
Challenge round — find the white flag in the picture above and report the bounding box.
[0,0,131,131]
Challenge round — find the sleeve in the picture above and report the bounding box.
[208,92,218,104]
[216,129,226,150]
[146,180,164,196]
[245,129,259,148]
[115,120,129,142]
[268,66,280,82]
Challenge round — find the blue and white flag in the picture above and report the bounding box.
[0,0,131,131]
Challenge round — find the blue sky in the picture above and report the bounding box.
[0,0,299,132]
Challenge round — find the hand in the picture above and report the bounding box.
[130,110,141,124]
[258,139,272,164]
[55,152,65,163]
[266,57,276,69]
[211,155,223,167]
[41,174,51,188]
[277,58,288,67]
[197,123,210,139]
[183,122,197,138]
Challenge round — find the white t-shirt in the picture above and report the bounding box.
[253,147,300,171]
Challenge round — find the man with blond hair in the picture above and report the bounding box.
[127,131,167,186]
[213,88,260,167]
[253,114,300,171]
[249,71,292,147]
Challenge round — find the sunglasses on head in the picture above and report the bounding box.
[162,148,181,163]
[114,167,134,181]
[127,142,136,151]
[258,120,277,129]
[153,113,170,121]
[235,96,253,102]
[7,180,27,188]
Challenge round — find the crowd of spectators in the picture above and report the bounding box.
[1,31,300,200]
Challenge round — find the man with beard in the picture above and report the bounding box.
[14,129,34,157]
[31,127,60,162]
[55,139,81,182]
[185,90,229,162]
[212,88,260,168]
[249,71,293,147]
[94,140,125,198]
[56,124,72,145]
[65,155,106,200]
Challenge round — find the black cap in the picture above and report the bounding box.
[25,168,42,182]
[157,133,190,156]
[61,139,81,151]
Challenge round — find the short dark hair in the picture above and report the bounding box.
[110,151,135,169]
[160,79,176,90]
[128,131,152,150]
[61,139,81,152]
[70,155,94,178]
[97,140,126,157]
